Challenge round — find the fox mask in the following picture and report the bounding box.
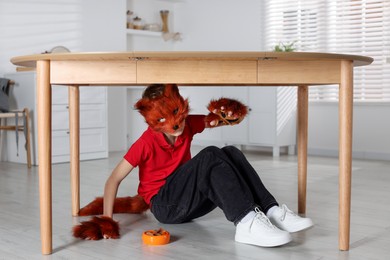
[135,84,189,135]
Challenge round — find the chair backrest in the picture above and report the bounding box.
[0,78,11,112]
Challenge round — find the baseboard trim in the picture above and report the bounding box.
[308,148,390,161]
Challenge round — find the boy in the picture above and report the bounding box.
[75,84,313,247]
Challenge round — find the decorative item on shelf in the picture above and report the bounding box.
[144,23,162,32]
[162,32,182,41]
[126,10,134,29]
[133,16,144,30]
[42,46,71,54]
[160,10,169,33]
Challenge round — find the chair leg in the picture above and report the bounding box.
[0,118,3,161]
[0,111,32,168]
[24,108,32,168]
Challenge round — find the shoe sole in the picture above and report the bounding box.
[235,233,292,247]
[280,221,314,233]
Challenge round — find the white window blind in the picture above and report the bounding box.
[263,0,390,102]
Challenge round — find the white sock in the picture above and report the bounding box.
[239,210,256,223]
[266,206,279,218]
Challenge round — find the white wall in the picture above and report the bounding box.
[0,0,84,74]
[0,0,128,152]
[174,0,262,51]
[1,0,388,160]
[308,102,390,160]
[80,0,128,152]
[174,0,390,161]
[126,0,264,149]
[157,0,390,161]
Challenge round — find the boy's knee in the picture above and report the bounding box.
[222,145,242,155]
[200,146,243,159]
[196,146,226,162]
[201,146,222,155]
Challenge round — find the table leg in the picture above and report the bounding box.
[297,85,308,214]
[36,60,52,255]
[339,60,353,251]
[69,86,80,216]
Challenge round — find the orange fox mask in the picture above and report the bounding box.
[135,84,189,135]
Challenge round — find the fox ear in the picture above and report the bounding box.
[164,84,180,99]
[134,98,152,117]
[135,98,147,111]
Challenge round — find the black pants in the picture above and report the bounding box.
[151,146,278,225]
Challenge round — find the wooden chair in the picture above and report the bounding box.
[0,80,32,168]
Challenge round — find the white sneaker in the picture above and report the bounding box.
[235,208,292,247]
[268,204,314,233]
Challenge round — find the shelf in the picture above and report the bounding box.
[127,29,162,37]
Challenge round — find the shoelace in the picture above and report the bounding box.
[251,207,276,229]
[280,204,297,221]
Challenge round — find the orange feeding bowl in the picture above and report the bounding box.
[142,228,170,245]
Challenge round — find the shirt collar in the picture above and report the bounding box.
[148,125,186,149]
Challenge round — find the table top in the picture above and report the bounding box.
[11,51,373,68]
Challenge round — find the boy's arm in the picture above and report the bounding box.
[103,159,134,218]
[205,98,248,128]
[73,158,135,240]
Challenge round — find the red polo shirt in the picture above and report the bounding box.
[124,115,206,204]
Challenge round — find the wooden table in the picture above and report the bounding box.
[11,51,373,254]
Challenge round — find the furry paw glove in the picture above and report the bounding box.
[73,216,120,240]
[205,98,248,127]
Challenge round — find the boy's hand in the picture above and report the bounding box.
[73,216,120,240]
[205,98,248,127]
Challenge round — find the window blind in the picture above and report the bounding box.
[263,0,390,102]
